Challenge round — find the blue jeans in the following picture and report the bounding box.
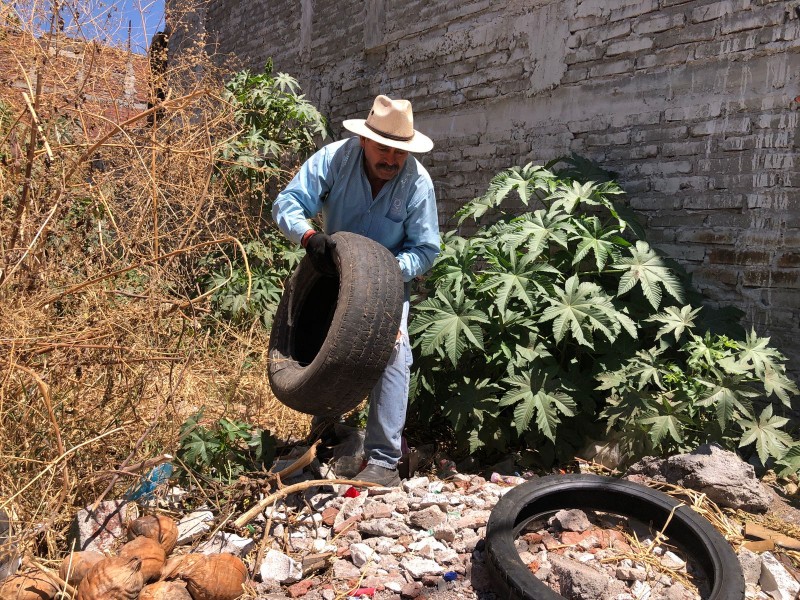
[364,300,411,469]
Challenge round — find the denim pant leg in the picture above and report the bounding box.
[364,300,411,469]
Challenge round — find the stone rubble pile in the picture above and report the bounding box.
[230,471,798,600]
[6,443,797,600]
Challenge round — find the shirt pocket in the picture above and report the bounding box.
[385,194,407,223]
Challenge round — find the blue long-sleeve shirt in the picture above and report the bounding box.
[272,137,440,282]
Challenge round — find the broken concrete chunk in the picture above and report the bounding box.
[260,549,302,584]
[70,500,130,553]
[196,531,255,556]
[176,510,214,545]
[759,551,800,600]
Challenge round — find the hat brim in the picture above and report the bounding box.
[342,119,434,153]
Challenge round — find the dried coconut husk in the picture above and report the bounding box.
[0,570,60,600]
[176,553,247,600]
[140,580,193,600]
[58,550,104,586]
[76,556,144,600]
[118,537,165,583]
[161,554,204,581]
[127,515,178,555]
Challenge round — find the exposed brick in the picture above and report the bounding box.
[720,6,786,35]
[742,269,800,288]
[676,228,739,245]
[708,248,772,265]
[589,58,634,77]
[683,193,745,209]
[775,252,800,268]
[634,13,687,34]
[606,37,655,57]
[690,265,741,286]
[691,1,736,24]
[652,243,707,261]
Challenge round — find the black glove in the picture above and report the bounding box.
[305,232,338,277]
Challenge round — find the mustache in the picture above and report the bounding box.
[377,163,399,172]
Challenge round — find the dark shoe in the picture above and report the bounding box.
[354,463,401,487]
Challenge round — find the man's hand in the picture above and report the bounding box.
[304,232,338,277]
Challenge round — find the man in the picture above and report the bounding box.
[272,95,440,486]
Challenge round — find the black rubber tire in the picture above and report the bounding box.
[485,474,745,600]
[268,231,404,417]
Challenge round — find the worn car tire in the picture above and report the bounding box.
[268,231,404,417]
[485,474,745,600]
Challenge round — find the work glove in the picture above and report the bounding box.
[305,232,338,277]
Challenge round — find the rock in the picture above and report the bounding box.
[402,557,443,578]
[358,518,412,538]
[403,477,430,492]
[331,558,361,579]
[551,509,592,532]
[737,547,762,585]
[176,510,214,545]
[549,553,627,599]
[70,500,130,553]
[362,502,393,520]
[409,505,447,530]
[287,579,313,598]
[320,507,338,526]
[196,531,255,556]
[432,523,456,543]
[260,549,303,584]
[625,444,772,512]
[759,551,800,600]
[400,581,424,597]
[350,543,377,567]
[454,510,491,530]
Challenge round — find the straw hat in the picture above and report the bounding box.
[343,95,433,153]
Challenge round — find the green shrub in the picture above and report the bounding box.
[409,160,798,470]
[199,61,327,327]
[176,409,276,483]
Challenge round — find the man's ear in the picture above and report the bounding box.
[359,136,367,150]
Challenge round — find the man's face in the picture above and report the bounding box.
[360,137,409,183]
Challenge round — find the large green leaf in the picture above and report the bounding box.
[505,210,570,257]
[646,305,701,343]
[499,369,576,441]
[695,375,759,431]
[477,243,555,313]
[410,291,489,366]
[614,241,685,309]
[538,275,623,347]
[570,216,626,271]
[739,405,794,465]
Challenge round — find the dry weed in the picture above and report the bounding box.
[0,0,309,562]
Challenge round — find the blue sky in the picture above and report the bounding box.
[118,0,165,53]
[35,0,166,54]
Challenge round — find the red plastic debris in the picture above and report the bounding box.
[349,588,376,597]
[343,486,361,498]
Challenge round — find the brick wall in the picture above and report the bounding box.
[171,0,800,373]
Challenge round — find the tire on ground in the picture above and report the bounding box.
[485,474,745,600]
[268,231,404,417]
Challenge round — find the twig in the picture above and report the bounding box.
[0,427,124,511]
[22,92,53,161]
[234,479,378,529]
[274,440,320,481]
[23,557,76,597]
[1,360,69,526]
[34,236,243,309]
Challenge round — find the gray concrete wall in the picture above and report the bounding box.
[171,0,800,372]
